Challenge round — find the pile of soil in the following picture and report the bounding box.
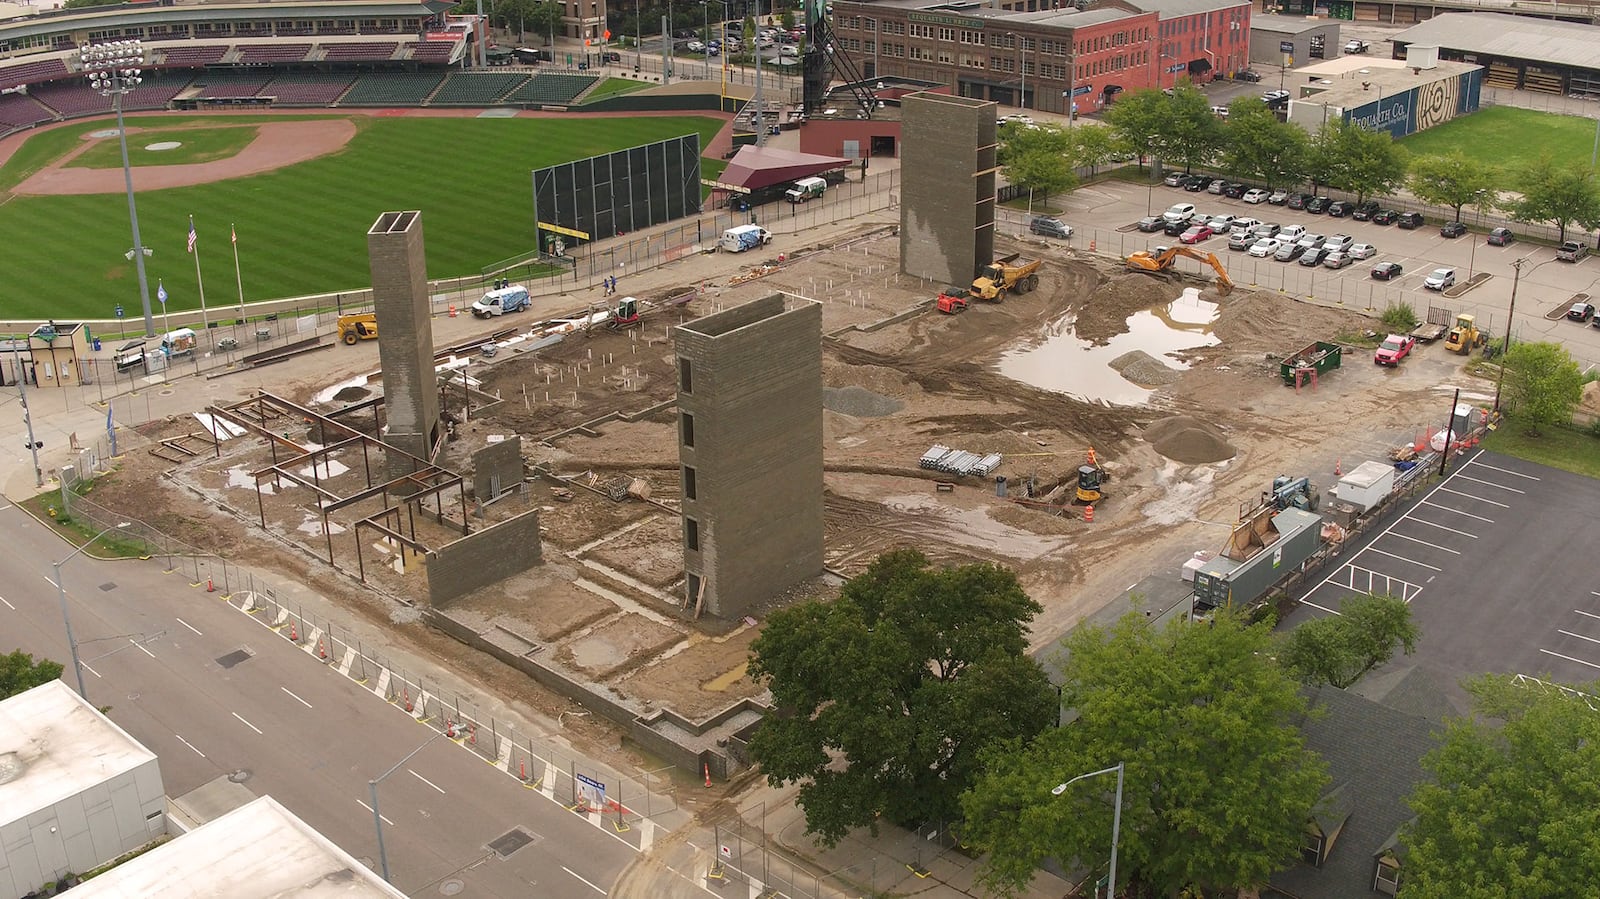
[333,385,371,402]
[823,385,904,417]
[1110,350,1181,388]
[1142,414,1237,464]
[1212,289,1366,351]
[1072,274,1176,345]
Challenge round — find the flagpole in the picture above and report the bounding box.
[231,223,244,316]
[189,215,209,331]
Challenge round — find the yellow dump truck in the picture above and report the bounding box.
[970,253,1041,302]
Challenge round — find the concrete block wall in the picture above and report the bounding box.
[675,294,824,619]
[367,211,440,476]
[899,92,997,286]
[424,508,542,607]
[471,437,523,501]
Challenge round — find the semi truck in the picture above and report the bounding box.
[1191,506,1324,612]
[720,224,773,253]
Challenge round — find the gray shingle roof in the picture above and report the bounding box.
[1393,12,1600,70]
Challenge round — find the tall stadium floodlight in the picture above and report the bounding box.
[79,39,156,338]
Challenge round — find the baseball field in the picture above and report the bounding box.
[0,112,724,321]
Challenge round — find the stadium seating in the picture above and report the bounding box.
[339,72,446,106]
[236,43,313,64]
[31,70,194,117]
[503,73,598,105]
[0,92,52,131]
[409,41,458,64]
[159,45,231,67]
[190,70,273,99]
[321,41,399,62]
[260,72,355,106]
[430,72,529,105]
[0,58,69,90]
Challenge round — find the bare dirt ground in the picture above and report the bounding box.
[81,226,1492,732]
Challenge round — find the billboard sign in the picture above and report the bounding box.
[1279,40,1294,52]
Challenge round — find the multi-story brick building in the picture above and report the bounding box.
[828,0,1251,116]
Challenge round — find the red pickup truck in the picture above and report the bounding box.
[1374,334,1416,366]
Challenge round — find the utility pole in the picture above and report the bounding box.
[1493,255,1527,412]
[13,342,42,487]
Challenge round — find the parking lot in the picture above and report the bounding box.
[1281,450,1600,712]
[1023,177,1600,371]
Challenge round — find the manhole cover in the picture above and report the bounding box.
[127,692,140,701]
[159,388,175,396]
[98,582,117,592]
[439,880,465,896]
[227,769,252,783]
[487,828,536,858]
[216,649,253,669]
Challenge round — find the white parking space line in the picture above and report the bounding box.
[1466,459,1540,481]
[232,712,264,735]
[42,575,57,588]
[1452,474,1526,494]
[281,686,313,709]
[409,769,447,795]
[356,799,395,827]
[1361,546,1443,571]
[562,866,606,894]
[0,596,12,610]
[1558,629,1600,647]
[131,638,156,658]
[81,662,101,678]
[175,617,203,636]
[1403,517,1477,538]
[1384,532,1462,555]
[1577,610,1600,621]
[175,734,207,758]
[1299,598,1344,616]
[1333,565,1424,602]
[1420,500,1494,523]
[1437,487,1510,509]
[1591,591,1600,598]
[1540,648,1600,671]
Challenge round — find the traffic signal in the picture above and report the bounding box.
[23,440,41,450]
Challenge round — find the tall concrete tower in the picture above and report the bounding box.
[367,211,439,476]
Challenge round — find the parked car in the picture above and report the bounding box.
[1268,189,1290,205]
[1567,301,1596,322]
[1278,224,1307,242]
[1163,202,1197,223]
[1348,243,1377,259]
[1299,246,1333,266]
[1327,200,1354,217]
[1249,238,1283,258]
[1306,196,1333,214]
[1138,215,1164,232]
[1287,193,1312,210]
[687,40,706,51]
[1242,188,1270,204]
[1374,334,1416,366]
[1184,175,1210,192]
[1396,212,1425,229]
[1164,218,1192,236]
[1423,267,1457,290]
[1251,222,1282,239]
[1223,182,1248,199]
[1237,69,1263,82]
[1372,209,1399,225]
[1371,261,1404,280]
[1029,216,1073,238]
[1206,214,1237,231]
[1345,39,1371,54]
[1262,89,1291,108]
[1323,251,1354,269]
[1228,231,1255,251]
[1351,201,1382,221]
[1441,221,1468,238]
[1274,242,1306,261]
[1206,178,1227,195]
[1180,224,1214,244]
[1163,172,1187,187]
[1324,234,1354,253]
[1557,240,1590,262]
[1211,105,1231,118]
[1296,233,1327,250]
[1487,227,1515,246]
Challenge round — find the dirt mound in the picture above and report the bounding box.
[823,385,904,417]
[1143,415,1237,464]
[333,385,371,402]
[1073,273,1177,345]
[1212,289,1367,351]
[1110,350,1181,387]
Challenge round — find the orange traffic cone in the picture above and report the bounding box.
[1335,458,1342,477]
[1084,505,1095,523]
[448,304,458,318]
[289,621,299,642]
[403,686,413,712]
[206,575,215,593]
[704,762,712,787]
[318,638,327,660]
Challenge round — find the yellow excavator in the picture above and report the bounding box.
[1076,447,1108,504]
[1126,246,1234,295]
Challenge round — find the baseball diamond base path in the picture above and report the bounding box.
[14,118,358,195]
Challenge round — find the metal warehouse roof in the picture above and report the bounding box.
[1393,12,1600,69]
[1251,13,1339,35]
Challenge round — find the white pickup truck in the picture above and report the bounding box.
[1344,39,1370,54]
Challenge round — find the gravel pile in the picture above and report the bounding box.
[1110,350,1181,388]
[824,385,904,417]
[1143,414,1237,464]
[333,385,371,402]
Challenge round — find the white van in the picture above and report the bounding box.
[1162,202,1197,224]
[720,224,772,253]
[785,176,827,203]
[472,285,531,317]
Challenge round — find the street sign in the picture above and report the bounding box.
[576,773,604,790]
[1071,84,1092,97]
[1280,40,1294,53]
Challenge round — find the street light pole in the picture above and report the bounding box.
[1052,761,1125,899]
[54,522,131,699]
[369,729,450,882]
[79,40,155,339]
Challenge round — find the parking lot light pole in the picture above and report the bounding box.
[55,522,132,699]
[370,729,449,883]
[1052,762,1125,899]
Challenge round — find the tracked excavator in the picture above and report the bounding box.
[1125,246,1234,295]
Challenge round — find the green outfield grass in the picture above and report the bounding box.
[68,125,262,169]
[1397,106,1597,176]
[0,114,723,320]
[581,78,650,102]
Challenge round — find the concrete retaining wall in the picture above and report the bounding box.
[424,508,543,607]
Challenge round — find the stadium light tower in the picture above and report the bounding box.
[79,39,156,338]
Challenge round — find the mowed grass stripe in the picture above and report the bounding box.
[0,114,723,320]
[1396,105,1597,178]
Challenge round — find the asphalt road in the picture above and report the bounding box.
[0,500,692,898]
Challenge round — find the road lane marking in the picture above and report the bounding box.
[281,687,313,709]
[131,638,156,658]
[1360,547,1442,571]
[1578,610,1600,621]
[0,596,12,610]
[1403,517,1477,538]
[176,617,203,636]
[356,799,395,827]
[1540,648,1600,671]
[1558,629,1600,647]
[409,769,446,794]
[81,662,101,678]
[1453,474,1526,494]
[1420,500,1494,523]
[232,712,263,735]
[561,866,606,894]
[1466,459,1540,480]
[1384,532,1461,555]
[175,734,207,758]
[1437,487,1509,508]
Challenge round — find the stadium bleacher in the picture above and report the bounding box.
[260,72,355,106]
[339,72,447,105]
[431,72,529,105]
[0,92,52,131]
[504,73,598,105]
[159,45,230,67]
[190,70,273,99]
[236,43,313,64]
[31,70,195,117]
[409,41,458,64]
[321,41,399,62]
[0,58,69,90]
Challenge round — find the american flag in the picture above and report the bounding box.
[187,218,197,254]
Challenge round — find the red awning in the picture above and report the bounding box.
[719,146,850,192]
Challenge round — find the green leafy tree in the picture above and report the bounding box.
[1068,123,1117,176]
[1222,98,1309,189]
[1279,593,1419,688]
[747,550,1057,846]
[1502,155,1600,244]
[1103,88,1166,171]
[1,650,64,700]
[960,611,1327,898]
[1156,83,1223,174]
[1000,123,1076,209]
[62,0,120,7]
[1311,118,1408,202]
[779,9,795,29]
[1407,151,1496,223]
[1403,674,1600,899]
[1500,341,1584,435]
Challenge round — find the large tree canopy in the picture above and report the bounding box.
[1502,155,1600,244]
[1,650,64,700]
[746,550,1057,846]
[1311,118,1408,202]
[1280,592,1420,689]
[1407,151,1496,223]
[961,611,1327,898]
[1499,340,1584,434]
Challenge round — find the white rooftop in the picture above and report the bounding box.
[0,680,158,822]
[72,796,410,898]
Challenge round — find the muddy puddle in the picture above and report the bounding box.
[998,289,1220,405]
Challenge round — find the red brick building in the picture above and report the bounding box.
[828,0,1251,116]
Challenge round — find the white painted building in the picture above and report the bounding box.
[0,682,166,898]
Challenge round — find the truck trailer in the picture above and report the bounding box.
[1191,507,1323,611]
